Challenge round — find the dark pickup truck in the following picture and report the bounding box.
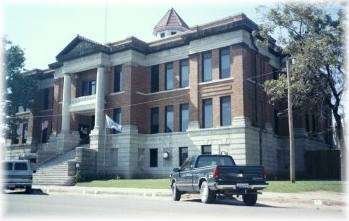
[170,155,267,206]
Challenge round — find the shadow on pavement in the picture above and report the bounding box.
[4,188,48,196]
[182,196,283,208]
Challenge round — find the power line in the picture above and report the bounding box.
[5,92,187,120]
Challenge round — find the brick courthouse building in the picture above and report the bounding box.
[5,9,333,184]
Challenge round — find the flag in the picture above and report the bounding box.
[105,115,122,132]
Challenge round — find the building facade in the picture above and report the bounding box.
[5,9,333,181]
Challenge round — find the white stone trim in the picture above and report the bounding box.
[70,95,96,112]
[62,53,110,75]
[145,45,189,66]
[136,87,189,96]
[109,91,126,96]
[198,77,234,86]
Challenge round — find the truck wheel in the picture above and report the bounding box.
[25,186,32,194]
[200,181,215,204]
[242,193,257,206]
[172,183,181,201]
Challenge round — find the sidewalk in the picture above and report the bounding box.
[34,185,345,209]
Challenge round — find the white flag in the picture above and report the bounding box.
[105,115,122,132]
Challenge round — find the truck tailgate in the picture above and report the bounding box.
[217,165,265,184]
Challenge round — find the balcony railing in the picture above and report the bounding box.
[70,94,96,112]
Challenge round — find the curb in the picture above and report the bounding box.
[35,185,171,198]
[34,185,344,207]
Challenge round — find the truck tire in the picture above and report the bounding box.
[25,186,32,194]
[200,181,216,204]
[172,182,181,201]
[243,193,257,206]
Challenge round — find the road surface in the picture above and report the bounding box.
[3,189,344,220]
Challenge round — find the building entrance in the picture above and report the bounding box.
[78,115,95,145]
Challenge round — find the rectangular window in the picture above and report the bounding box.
[165,63,174,90]
[201,145,212,155]
[82,80,96,96]
[220,96,231,126]
[89,80,96,95]
[114,65,122,92]
[11,124,19,144]
[112,108,122,134]
[149,148,158,167]
[180,59,189,88]
[202,51,212,82]
[165,105,174,133]
[219,47,230,79]
[43,88,50,109]
[180,103,189,132]
[14,163,27,171]
[41,120,49,143]
[150,107,159,134]
[202,99,213,128]
[151,65,159,92]
[179,147,188,166]
[5,162,13,171]
[21,122,28,144]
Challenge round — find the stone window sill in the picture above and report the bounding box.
[109,91,125,96]
[199,77,234,86]
[137,87,189,96]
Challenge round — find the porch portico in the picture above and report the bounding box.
[59,58,109,152]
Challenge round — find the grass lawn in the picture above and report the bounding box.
[265,180,343,193]
[78,179,170,189]
[77,179,343,192]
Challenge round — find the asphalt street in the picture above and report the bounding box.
[3,189,345,221]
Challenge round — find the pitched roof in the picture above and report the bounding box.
[56,35,110,61]
[49,13,282,68]
[153,8,189,34]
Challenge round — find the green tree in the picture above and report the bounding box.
[256,3,344,149]
[4,39,38,141]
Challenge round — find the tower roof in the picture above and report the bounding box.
[153,8,189,35]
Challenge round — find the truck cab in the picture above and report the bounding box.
[2,160,33,193]
[170,155,267,206]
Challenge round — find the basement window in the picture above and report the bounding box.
[150,148,158,167]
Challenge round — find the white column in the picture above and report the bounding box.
[61,73,71,134]
[93,65,106,133]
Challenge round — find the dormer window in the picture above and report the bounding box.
[160,33,165,38]
[171,32,176,35]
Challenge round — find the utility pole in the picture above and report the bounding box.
[287,57,295,183]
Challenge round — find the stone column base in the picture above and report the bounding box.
[89,128,106,150]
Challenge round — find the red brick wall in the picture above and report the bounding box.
[45,44,332,140]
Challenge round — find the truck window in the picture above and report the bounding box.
[196,156,235,168]
[4,162,13,171]
[181,156,195,171]
[14,162,28,171]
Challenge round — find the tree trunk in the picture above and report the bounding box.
[333,111,345,181]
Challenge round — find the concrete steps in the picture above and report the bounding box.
[33,149,77,186]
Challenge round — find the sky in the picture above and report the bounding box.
[2,0,278,70]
